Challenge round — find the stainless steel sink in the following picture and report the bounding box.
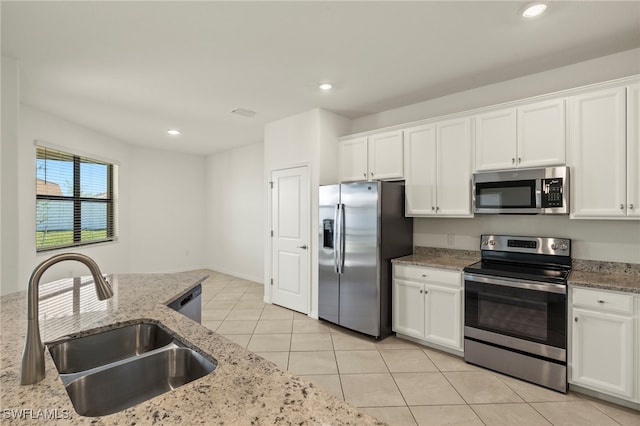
[63,347,215,417]
[48,322,174,373]
[47,321,216,417]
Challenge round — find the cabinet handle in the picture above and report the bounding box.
[620,204,624,210]
[630,204,634,210]
[421,274,428,278]
[518,157,522,164]
[363,173,367,178]
[431,206,435,211]
[597,300,605,304]
[371,172,374,177]
[436,206,440,212]
[511,158,515,164]
[574,317,578,322]
[419,290,423,294]
[425,290,428,294]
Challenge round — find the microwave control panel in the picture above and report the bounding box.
[541,178,564,208]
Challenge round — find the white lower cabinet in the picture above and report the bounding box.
[392,264,463,352]
[570,287,637,402]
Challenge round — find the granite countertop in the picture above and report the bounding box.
[392,247,480,272]
[393,247,639,294]
[568,260,640,294]
[0,272,381,425]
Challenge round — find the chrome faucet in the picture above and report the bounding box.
[21,253,113,385]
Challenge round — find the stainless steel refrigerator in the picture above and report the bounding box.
[318,181,413,339]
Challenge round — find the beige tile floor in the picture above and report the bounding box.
[199,271,640,426]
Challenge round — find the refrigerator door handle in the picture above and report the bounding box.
[333,203,340,274]
[338,203,345,274]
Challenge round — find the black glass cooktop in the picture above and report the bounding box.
[464,260,570,285]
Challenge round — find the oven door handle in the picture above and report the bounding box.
[464,273,567,294]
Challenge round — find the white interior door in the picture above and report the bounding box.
[271,166,309,314]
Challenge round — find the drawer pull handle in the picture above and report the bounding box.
[574,317,578,322]
[421,274,428,278]
[597,300,605,303]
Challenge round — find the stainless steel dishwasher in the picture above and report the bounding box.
[168,284,202,323]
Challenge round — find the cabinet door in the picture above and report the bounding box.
[392,279,425,338]
[570,88,626,218]
[437,117,473,216]
[571,308,634,399]
[627,83,640,217]
[518,99,566,168]
[368,130,404,180]
[404,125,437,216]
[475,108,517,171]
[424,285,462,351]
[339,137,368,182]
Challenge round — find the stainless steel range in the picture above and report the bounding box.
[463,235,571,393]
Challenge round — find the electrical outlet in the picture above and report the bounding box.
[447,234,455,246]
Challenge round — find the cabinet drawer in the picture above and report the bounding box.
[572,287,634,315]
[394,265,461,287]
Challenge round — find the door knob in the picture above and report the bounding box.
[297,245,308,250]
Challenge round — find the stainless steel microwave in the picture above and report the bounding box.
[472,166,569,214]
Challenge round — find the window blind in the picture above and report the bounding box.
[36,145,118,251]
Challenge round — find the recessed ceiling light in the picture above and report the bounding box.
[167,129,181,136]
[522,2,547,18]
[319,83,333,91]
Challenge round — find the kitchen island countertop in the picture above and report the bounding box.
[0,272,381,425]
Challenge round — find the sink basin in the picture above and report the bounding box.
[48,322,174,373]
[46,321,216,417]
[63,347,215,417]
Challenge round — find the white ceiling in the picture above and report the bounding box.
[2,1,639,155]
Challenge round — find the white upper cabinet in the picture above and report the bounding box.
[475,108,516,171]
[403,124,436,216]
[627,83,640,217]
[339,137,368,182]
[569,87,628,218]
[368,130,404,181]
[404,117,472,217]
[517,99,566,168]
[475,99,566,171]
[438,118,473,216]
[339,130,403,182]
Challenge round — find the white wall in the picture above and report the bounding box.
[2,103,209,294]
[205,142,264,283]
[351,48,640,264]
[1,57,20,294]
[415,216,640,264]
[129,146,206,274]
[264,108,351,317]
[352,49,640,133]
[16,105,133,290]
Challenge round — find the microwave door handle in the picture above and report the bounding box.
[536,179,542,209]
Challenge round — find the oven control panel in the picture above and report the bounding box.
[480,235,571,256]
[507,240,537,249]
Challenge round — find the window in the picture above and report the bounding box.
[36,145,117,251]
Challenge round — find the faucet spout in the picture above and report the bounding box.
[21,253,113,385]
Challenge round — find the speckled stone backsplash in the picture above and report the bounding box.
[572,259,640,276]
[414,246,480,260]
